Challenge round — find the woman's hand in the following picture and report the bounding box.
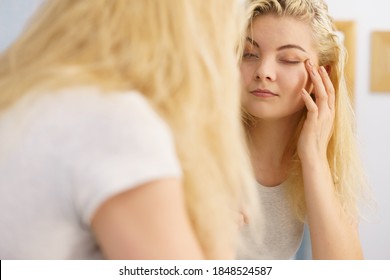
[297,59,335,164]
[297,60,363,259]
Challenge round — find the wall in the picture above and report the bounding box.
[1,0,389,259]
[297,0,390,259]
[0,0,43,51]
[326,0,390,260]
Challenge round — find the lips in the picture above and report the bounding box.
[250,89,278,98]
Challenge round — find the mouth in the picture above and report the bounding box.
[249,89,278,98]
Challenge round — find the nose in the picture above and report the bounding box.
[254,59,276,82]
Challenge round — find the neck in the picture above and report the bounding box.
[246,111,303,186]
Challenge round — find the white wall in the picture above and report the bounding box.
[298,0,390,260]
[0,0,43,51]
[326,0,390,259]
[1,0,389,259]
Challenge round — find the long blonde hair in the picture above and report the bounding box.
[242,0,368,222]
[0,0,259,258]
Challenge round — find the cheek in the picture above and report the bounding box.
[284,67,310,93]
[240,64,254,86]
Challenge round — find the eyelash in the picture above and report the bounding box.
[243,52,259,59]
[280,60,301,64]
[242,52,302,65]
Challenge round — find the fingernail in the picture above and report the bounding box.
[308,59,313,66]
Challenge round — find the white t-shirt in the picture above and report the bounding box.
[238,182,304,259]
[0,87,182,259]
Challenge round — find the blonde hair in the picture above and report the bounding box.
[0,0,259,259]
[242,0,369,222]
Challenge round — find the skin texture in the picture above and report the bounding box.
[241,15,363,259]
[241,15,317,122]
[91,178,204,259]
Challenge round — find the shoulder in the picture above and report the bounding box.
[32,86,167,132]
[5,86,182,224]
[11,86,174,149]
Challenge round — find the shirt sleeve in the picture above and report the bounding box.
[56,89,182,225]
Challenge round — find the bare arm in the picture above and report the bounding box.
[91,178,204,259]
[298,60,363,259]
[301,159,363,259]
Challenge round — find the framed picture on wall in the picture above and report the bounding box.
[370,31,390,92]
[334,21,356,101]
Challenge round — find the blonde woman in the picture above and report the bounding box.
[238,0,368,259]
[0,0,259,259]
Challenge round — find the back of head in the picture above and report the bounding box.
[0,0,243,103]
[0,0,261,258]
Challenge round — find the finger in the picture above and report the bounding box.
[305,60,328,112]
[319,66,335,110]
[301,88,318,119]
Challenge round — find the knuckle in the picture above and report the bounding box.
[318,92,327,99]
[308,106,318,114]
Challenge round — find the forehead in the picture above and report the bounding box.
[248,14,316,52]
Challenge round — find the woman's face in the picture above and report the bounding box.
[241,15,319,120]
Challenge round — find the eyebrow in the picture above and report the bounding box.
[277,44,307,53]
[246,37,307,53]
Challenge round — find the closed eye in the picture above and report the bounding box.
[243,52,259,59]
[280,59,302,64]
